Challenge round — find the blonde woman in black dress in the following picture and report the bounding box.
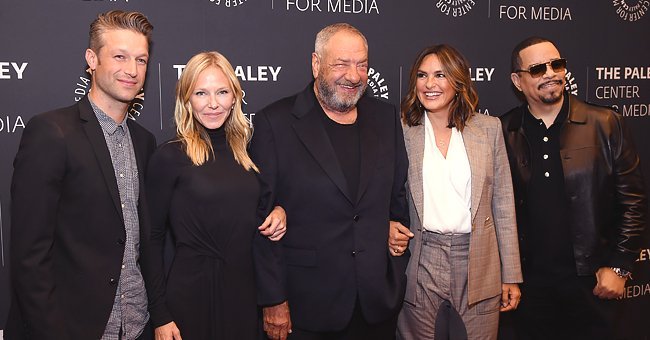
[145,51,286,340]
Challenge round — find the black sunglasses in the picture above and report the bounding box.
[515,58,567,78]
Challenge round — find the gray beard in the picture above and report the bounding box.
[316,76,365,112]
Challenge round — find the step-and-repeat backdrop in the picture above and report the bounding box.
[1,0,649,338]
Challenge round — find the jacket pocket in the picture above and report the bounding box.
[475,294,501,315]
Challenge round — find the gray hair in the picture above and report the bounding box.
[314,23,368,56]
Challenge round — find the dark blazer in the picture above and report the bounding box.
[250,84,410,332]
[500,94,646,275]
[6,96,156,340]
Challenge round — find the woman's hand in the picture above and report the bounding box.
[155,321,182,340]
[259,205,287,241]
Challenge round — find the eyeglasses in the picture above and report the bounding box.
[515,58,567,78]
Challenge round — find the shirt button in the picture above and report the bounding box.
[351,251,356,257]
[121,294,125,299]
[544,172,550,177]
[353,215,360,222]
[122,264,126,269]
[543,154,549,159]
[119,173,124,178]
[543,136,549,142]
[121,203,125,208]
[109,278,117,285]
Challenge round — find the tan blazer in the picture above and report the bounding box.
[402,113,522,306]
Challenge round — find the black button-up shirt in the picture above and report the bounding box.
[521,95,577,285]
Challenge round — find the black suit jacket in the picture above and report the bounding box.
[250,84,409,332]
[6,96,157,340]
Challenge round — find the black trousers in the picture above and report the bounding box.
[513,275,621,340]
[288,300,398,340]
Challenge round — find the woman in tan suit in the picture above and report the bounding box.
[393,44,523,339]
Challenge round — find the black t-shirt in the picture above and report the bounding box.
[322,112,361,203]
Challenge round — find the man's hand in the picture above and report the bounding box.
[593,267,626,299]
[259,206,287,241]
[388,221,414,256]
[155,321,182,340]
[263,301,292,340]
[500,283,521,312]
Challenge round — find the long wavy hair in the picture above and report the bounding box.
[401,44,479,131]
[174,51,258,171]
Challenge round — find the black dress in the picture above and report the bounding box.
[145,127,260,339]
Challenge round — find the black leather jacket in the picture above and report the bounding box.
[500,94,646,275]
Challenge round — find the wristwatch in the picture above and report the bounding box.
[610,267,633,280]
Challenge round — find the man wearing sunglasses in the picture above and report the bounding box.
[499,36,646,339]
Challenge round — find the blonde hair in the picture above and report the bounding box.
[174,51,258,171]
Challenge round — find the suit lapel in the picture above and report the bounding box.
[291,87,353,204]
[463,116,487,225]
[404,123,425,224]
[79,96,124,221]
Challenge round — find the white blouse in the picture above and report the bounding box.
[422,113,472,234]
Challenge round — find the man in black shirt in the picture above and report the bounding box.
[250,23,409,340]
[499,37,647,339]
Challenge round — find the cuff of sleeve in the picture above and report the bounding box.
[603,251,638,272]
[149,305,174,328]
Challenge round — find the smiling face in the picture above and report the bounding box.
[85,28,149,112]
[312,30,368,113]
[415,53,456,117]
[511,41,565,105]
[189,66,235,130]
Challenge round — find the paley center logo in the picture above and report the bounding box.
[1,61,28,133]
[612,0,649,22]
[208,0,248,8]
[173,63,282,106]
[434,0,476,17]
[564,68,578,96]
[367,67,389,100]
[73,66,146,120]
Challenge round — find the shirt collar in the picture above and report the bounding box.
[523,92,569,130]
[89,98,128,135]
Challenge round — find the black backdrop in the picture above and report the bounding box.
[1,0,649,338]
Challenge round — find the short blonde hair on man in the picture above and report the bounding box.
[88,10,153,52]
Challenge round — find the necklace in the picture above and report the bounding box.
[437,139,447,147]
